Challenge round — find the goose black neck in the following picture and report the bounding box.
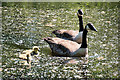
[80,29,88,48]
[78,16,84,32]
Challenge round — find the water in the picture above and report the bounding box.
[1,2,119,79]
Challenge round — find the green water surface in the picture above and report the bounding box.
[1,2,119,79]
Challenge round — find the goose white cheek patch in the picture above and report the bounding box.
[86,25,90,30]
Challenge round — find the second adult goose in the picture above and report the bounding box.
[52,9,84,43]
[44,23,97,57]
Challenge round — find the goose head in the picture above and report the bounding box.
[33,46,39,53]
[77,9,83,17]
[85,23,97,32]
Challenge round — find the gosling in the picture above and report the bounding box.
[19,46,39,64]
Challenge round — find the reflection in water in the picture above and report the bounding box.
[2,2,119,79]
[19,59,31,69]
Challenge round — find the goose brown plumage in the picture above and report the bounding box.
[44,23,97,57]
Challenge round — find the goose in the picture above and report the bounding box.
[52,9,84,43]
[19,46,39,64]
[44,23,97,57]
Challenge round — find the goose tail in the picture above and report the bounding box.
[44,37,54,44]
[52,30,61,35]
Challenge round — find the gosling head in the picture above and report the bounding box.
[33,46,39,52]
[85,23,97,32]
[77,9,83,17]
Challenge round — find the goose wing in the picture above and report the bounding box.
[52,30,79,40]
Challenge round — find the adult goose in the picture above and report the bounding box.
[44,23,97,57]
[52,9,84,44]
[19,46,39,64]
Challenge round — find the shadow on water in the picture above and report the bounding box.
[2,2,119,79]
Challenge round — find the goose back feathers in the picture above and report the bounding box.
[52,30,79,40]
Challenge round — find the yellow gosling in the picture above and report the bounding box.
[19,46,39,64]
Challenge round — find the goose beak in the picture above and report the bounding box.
[93,27,97,32]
